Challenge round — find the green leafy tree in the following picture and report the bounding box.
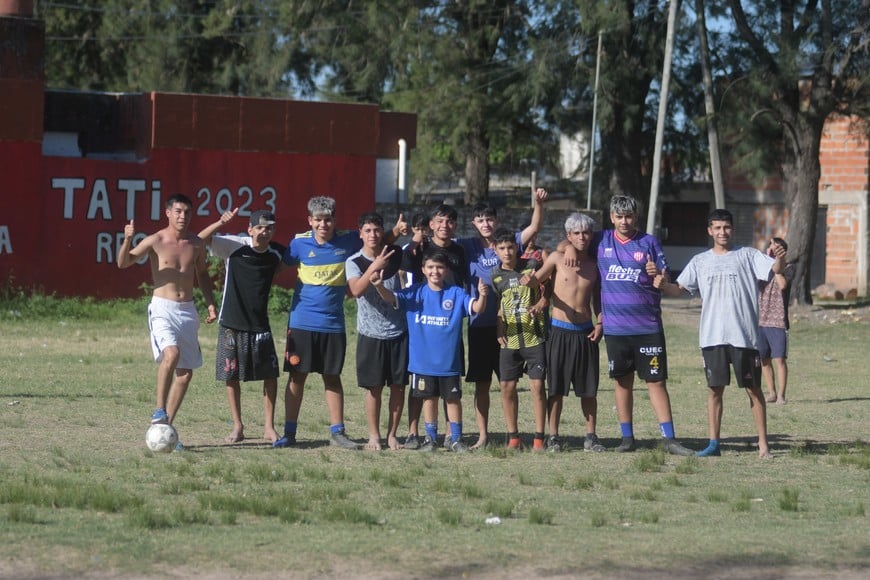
[711,0,868,303]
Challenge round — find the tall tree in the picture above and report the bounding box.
[713,0,868,303]
[42,1,298,96]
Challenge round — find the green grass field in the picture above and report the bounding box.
[0,295,867,578]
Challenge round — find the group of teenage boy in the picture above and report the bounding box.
[119,191,791,459]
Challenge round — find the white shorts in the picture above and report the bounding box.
[148,297,203,370]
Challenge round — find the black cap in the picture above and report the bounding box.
[250,210,276,227]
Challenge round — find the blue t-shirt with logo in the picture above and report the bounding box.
[456,232,523,327]
[395,283,473,376]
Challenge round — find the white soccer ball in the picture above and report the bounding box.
[145,423,178,453]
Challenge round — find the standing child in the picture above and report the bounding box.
[456,188,548,449]
[198,208,286,445]
[658,209,786,459]
[491,229,548,450]
[346,212,408,451]
[117,194,218,449]
[758,237,794,405]
[373,249,488,453]
[525,213,603,452]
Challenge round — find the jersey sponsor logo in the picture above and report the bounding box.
[414,313,450,327]
[442,299,454,310]
[604,264,640,282]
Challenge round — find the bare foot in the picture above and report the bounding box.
[364,438,382,451]
[263,428,279,444]
[765,393,777,403]
[387,435,401,451]
[225,430,245,444]
[776,397,787,405]
[470,437,487,451]
[759,450,773,460]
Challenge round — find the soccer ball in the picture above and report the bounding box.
[145,423,178,453]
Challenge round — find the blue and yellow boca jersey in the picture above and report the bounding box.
[283,230,362,333]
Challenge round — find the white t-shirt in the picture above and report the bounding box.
[676,247,774,349]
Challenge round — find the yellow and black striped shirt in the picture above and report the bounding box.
[491,258,545,349]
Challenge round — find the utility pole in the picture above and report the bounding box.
[586,30,604,211]
[647,0,680,234]
[695,0,725,209]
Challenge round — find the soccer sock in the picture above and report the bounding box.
[659,421,675,439]
[284,421,297,436]
[534,431,545,441]
[620,422,634,438]
[329,423,344,435]
[425,422,438,441]
[449,422,462,444]
[585,432,596,440]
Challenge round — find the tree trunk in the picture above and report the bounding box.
[781,118,825,305]
[464,124,490,205]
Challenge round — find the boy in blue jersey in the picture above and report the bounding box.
[274,196,406,449]
[372,249,489,453]
[456,187,548,450]
[564,195,693,455]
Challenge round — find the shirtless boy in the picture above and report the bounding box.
[117,194,217,439]
[526,213,603,452]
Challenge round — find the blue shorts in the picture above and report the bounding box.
[757,327,788,360]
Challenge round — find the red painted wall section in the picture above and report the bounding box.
[0,141,42,289]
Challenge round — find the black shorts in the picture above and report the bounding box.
[216,326,280,382]
[284,328,346,375]
[465,326,500,383]
[499,344,546,382]
[547,325,599,398]
[356,334,409,388]
[605,333,668,382]
[410,374,462,401]
[702,345,761,388]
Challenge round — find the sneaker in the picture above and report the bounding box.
[150,408,169,424]
[507,438,523,450]
[330,430,360,450]
[404,434,420,450]
[695,443,721,457]
[532,438,545,452]
[615,436,636,453]
[584,434,606,452]
[546,435,562,452]
[449,439,469,453]
[273,433,296,448]
[419,435,437,452]
[173,441,185,452]
[663,438,694,456]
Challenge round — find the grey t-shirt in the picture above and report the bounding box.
[345,250,407,340]
[677,247,774,349]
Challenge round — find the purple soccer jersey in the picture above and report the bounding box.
[594,229,668,336]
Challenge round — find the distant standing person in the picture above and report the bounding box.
[526,212,603,452]
[658,209,786,459]
[117,194,217,443]
[758,238,794,405]
[198,208,287,445]
[456,188,548,449]
[346,212,408,451]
